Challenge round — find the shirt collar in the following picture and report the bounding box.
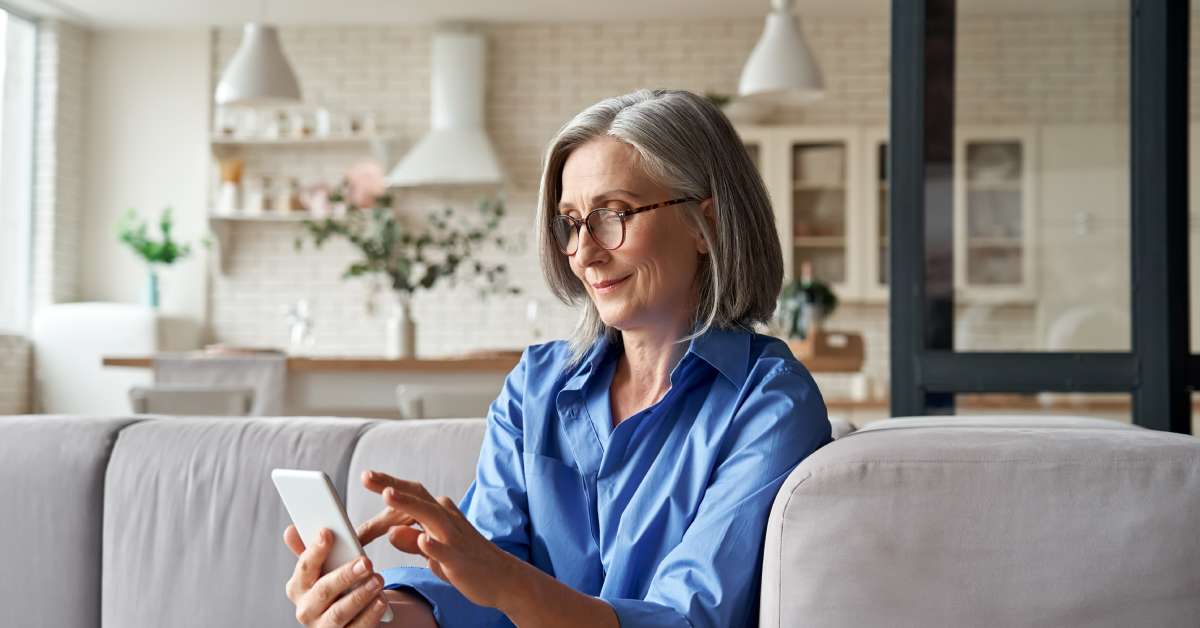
[563,326,752,392]
[560,333,616,394]
[684,326,752,387]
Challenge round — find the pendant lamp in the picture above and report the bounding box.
[738,0,824,106]
[214,23,302,106]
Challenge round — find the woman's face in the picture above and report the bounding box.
[558,136,707,335]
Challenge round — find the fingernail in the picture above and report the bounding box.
[374,599,386,611]
[372,575,384,590]
[353,558,368,575]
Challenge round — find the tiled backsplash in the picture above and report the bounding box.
[0,335,32,414]
[206,12,1148,392]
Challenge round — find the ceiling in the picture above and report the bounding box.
[18,0,1128,29]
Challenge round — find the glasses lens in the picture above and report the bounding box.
[587,210,624,249]
[551,215,578,253]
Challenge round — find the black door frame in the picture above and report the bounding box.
[889,0,1194,433]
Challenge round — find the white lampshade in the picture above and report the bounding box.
[738,0,824,106]
[214,23,302,106]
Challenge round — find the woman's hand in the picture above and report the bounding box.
[283,526,391,627]
[360,470,522,610]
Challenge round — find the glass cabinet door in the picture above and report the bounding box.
[964,140,1024,285]
[954,129,1037,302]
[790,140,851,290]
[864,128,890,301]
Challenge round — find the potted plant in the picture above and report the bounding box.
[116,207,194,309]
[294,161,520,358]
[777,261,838,340]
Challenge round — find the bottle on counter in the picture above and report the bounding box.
[276,178,303,214]
[243,177,264,215]
[259,176,275,214]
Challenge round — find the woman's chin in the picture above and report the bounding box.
[595,305,634,331]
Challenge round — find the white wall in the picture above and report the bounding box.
[79,29,210,328]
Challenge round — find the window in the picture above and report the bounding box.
[0,8,36,333]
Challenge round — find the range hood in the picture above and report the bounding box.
[387,29,504,187]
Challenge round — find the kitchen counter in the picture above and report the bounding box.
[102,353,520,373]
[103,354,1194,423]
[102,352,520,418]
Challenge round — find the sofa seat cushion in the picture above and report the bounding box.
[346,419,488,570]
[101,417,374,628]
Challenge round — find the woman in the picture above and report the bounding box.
[283,89,831,628]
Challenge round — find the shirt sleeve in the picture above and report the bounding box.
[382,349,533,627]
[604,362,832,628]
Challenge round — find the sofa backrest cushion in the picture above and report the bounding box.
[101,417,373,628]
[760,416,1200,628]
[0,416,139,628]
[346,418,487,570]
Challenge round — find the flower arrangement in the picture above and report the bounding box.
[294,161,520,306]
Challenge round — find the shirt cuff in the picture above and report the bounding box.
[605,597,691,628]
[382,566,506,627]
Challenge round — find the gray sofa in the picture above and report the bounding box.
[2,414,1197,627]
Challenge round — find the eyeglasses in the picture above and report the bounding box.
[551,197,698,255]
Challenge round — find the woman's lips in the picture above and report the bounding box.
[592,274,631,294]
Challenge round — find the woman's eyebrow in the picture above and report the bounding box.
[558,189,641,210]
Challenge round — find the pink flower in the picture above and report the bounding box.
[344,160,387,209]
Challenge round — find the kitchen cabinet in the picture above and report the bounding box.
[739,126,863,297]
[740,125,1038,303]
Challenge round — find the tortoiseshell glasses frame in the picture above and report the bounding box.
[551,197,698,255]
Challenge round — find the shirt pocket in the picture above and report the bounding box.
[521,452,601,589]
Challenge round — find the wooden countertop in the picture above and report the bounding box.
[102,350,860,373]
[101,356,1197,413]
[102,353,522,373]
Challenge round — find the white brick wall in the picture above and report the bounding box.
[203,12,1175,395]
[32,20,87,308]
[0,334,31,414]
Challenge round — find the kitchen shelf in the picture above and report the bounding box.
[209,212,313,222]
[793,182,846,192]
[210,134,389,148]
[967,238,1023,248]
[966,180,1022,192]
[794,236,847,247]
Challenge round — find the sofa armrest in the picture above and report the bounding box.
[760,416,1200,628]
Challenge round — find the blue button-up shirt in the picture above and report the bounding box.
[383,327,831,627]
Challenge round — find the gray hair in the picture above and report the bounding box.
[535,89,784,364]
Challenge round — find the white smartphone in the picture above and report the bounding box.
[271,468,393,623]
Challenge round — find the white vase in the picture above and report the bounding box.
[384,293,416,359]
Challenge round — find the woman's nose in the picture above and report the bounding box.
[573,223,608,266]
